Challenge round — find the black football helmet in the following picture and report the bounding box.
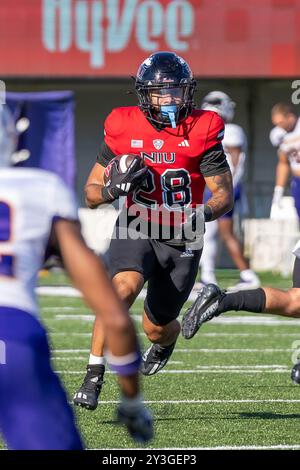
[135,51,196,128]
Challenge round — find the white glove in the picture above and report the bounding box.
[270,186,284,219]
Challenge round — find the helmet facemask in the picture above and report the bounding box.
[135,52,196,128]
[136,82,195,128]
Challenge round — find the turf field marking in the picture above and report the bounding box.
[69,399,300,404]
[200,332,300,337]
[196,364,287,369]
[56,369,290,374]
[50,332,146,337]
[54,357,183,364]
[50,313,300,326]
[53,315,95,321]
[49,331,300,338]
[51,333,92,337]
[52,347,296,353]
[43,307,89,311]
[53,314,142,322]
[175,348,295,352]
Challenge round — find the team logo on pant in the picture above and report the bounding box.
[180,248,194,258]
[153,139,164,150]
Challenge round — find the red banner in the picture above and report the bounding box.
[0,0,299,78]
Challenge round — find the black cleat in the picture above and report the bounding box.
[73,364,105,410]
[291,362,300,384]
[117,402,154,443]
[182,284,225,339]
[140,342,176,376]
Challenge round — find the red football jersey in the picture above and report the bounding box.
[103,106,224,225]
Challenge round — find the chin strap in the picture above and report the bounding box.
[161,105,177,128]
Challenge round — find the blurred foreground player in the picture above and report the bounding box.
[182,239,300,384]
[0,105,152,449]
[74,51,233,410]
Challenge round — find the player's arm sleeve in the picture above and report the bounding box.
[96,141,117,167]
[199,143,230,177]
[205,112,225,150]
[96,109,121,167]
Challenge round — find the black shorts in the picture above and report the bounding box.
[293,257,300,287]
[108,234,202,326]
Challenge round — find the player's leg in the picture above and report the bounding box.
[74,271,145,410]
[198,219,218,286]
[141,312,180,376]
[218,216,248,270]
[0,308,83,450]
[198,188,218,287]
[141,241,202,375]
[291,176,300,219]
[73,314,106,410]
[218,217,260,291]
[74,234,154,410]
[182,258,300,338]
[217,281,300,319]
[290,276,300,383]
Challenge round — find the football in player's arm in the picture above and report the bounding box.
[74,51,233,411]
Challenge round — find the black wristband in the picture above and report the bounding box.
[102,186,115,202]
[204,204,213,222]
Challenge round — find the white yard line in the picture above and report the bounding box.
[199,332,300,337]
[56,369,290,374]
[42,307,88,311]
[70,398,300,404]
[195,364,288,369]
[53,314,143,322]
[50,333,92,337]
[54,357,183,364]
[49,331,299,338]
[47,312,300,327]
[50,332,146,337]
[35,286,300,328]
[52,347,296,353]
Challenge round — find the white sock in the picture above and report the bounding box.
[240,269,259,283]
[89,354,105,366]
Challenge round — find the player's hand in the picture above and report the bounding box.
[102,157,148,201]
[117,398,154,444]
[270,186,284,219]
[270,202,283,219]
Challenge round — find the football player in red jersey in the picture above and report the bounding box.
[74,51,233,410]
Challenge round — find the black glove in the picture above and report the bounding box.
[102,157,148,202]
